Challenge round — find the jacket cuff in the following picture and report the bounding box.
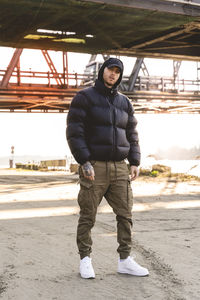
[129,159,140,167]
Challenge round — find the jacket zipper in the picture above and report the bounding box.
[106,96,116,160]
[112,104,116,159]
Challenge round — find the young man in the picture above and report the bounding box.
[67,58,149,279]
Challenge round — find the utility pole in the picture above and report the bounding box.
[9,146,14,168]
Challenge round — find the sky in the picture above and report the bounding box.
[0,112,200,160]
[1,47,199,79]
[0,47,200,161]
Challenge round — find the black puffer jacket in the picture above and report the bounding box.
[66,58,140,166]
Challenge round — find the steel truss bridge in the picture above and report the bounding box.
[1,1,200,113]
[2,0,200,61]
[0,49,200,113]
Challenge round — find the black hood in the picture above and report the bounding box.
[98,57,124,88]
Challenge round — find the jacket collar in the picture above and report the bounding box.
[94,79,118,96]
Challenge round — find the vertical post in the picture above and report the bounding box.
[63,52,69,88]
[29,68,32,86]
[161,77,164,92]
[17,58,21,86]
[63,52,65,86]
[47,71,50,87]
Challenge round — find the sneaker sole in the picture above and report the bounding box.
[80,275,95,279]
[118,270,149,277]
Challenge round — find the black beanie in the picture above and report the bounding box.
[98,57,124,88]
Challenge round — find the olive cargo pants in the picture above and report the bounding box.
[77,160,134,259]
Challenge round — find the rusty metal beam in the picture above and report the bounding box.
[141,44,200,51]
[1,89,200,113]
[41,50,63,86]
[107,48,200,62]
[0,65,200,113]
[0,49,23,88]
[131,22,200,50]
[62,52,69,87]
[1,1,200,61]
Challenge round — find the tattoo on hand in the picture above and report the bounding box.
[82,161,94,177]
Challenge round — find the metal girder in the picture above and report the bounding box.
[83,0,200,16]
[89,55,97,63]
[1,58,200,113]
[1,86,200,113]
[130,22,200,50]
[0,99,199,114]
[41,50,63,86]
[0,49,23,88]
[1,1,200,61]
[62,52,69,87]
[107,21,200,60]
[173,60,182,79]
[141,62,149,77]
[128,58,144,92]
[108,49,200,62]
[173,60,182,90]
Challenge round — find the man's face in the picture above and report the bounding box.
[103,66,121,88]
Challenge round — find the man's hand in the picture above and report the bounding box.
[81,161,95,181]
[130,165,139,181]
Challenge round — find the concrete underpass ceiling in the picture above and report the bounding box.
[1,0,200,60]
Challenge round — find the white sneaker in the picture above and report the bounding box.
[118,256,149,276]
[79,256,95,279]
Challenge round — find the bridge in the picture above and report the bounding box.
[1,1,200,113]
[1,1,200,61]
[0,50,200,113]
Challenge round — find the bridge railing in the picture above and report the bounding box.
[0,69,200,93]
[0,69,95,88]
[133,76,200,93]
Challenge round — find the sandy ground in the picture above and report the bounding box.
[0,169,199,300]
